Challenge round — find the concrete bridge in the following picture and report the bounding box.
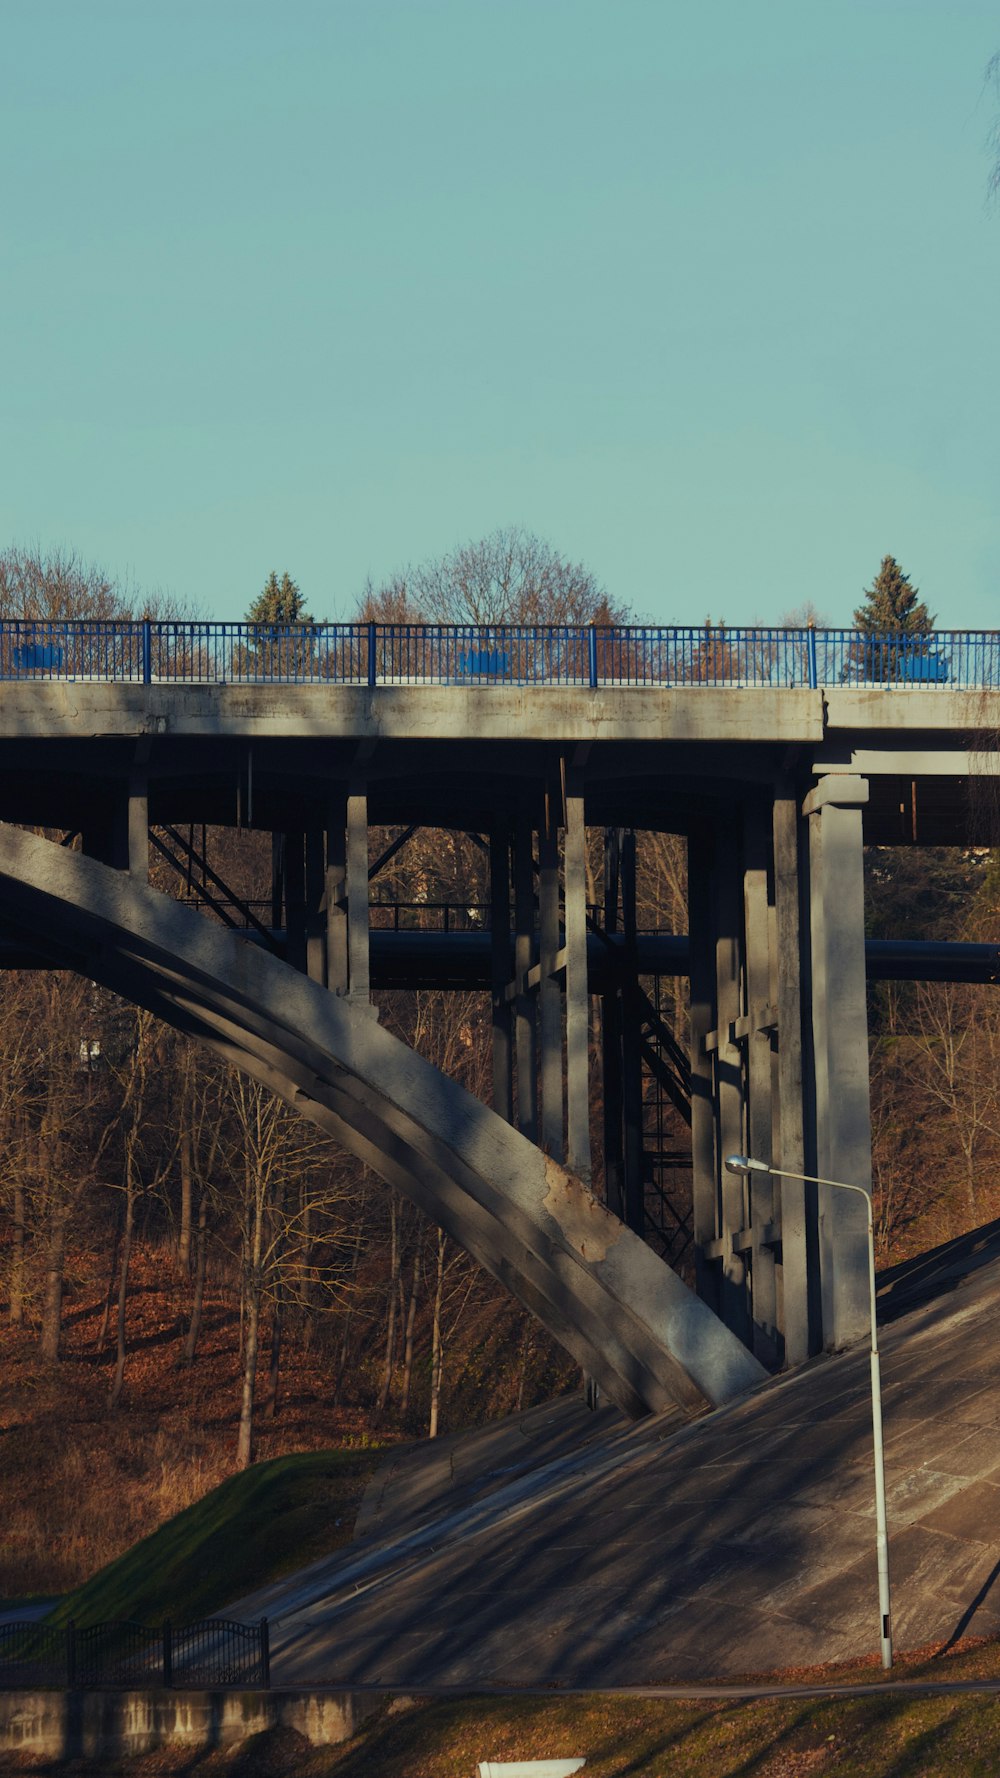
[0,622,996,1410]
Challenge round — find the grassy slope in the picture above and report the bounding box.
[48,1447,382,1627]
[312,1686,1000,1778]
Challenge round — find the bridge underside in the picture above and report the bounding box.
[0,681,995,1379]
[0,825,767,1419]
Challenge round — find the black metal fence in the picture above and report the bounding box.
[0,1617,270,1689]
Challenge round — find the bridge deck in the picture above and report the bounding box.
[0,679,998,742]
[0,681,994,846]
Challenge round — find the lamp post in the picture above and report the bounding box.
[724,1153,893,1671]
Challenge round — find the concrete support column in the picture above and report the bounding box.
[600,830,624,1219]
[743,799,777,1365]
[346,785,371,1009]
[489,819,514,1123]
[564,775,591,1184]
[773,786,817,1365]
[284,831,306,973]
[325,794,349,997]
[713,818,750,1347]
[127,769,149,880]
[513,811,538,1144]
[688,822,720,1317]
[305,827,326,985]
[620,830,644,1234]
[539,772,564,1163]
[803,774,872,1350]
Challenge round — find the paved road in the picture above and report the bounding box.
[231,1253,1000,1688]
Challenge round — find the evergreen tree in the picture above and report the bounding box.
[854,557,933,636]
[248,571,310,627]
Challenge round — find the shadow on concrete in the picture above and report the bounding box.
[240,1255,1000,1689]
[877,1217,1000,1323]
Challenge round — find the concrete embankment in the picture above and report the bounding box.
[0,1687,383,1758]
[228,1247,1000,1687]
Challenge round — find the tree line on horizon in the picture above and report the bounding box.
[0,534,939,639]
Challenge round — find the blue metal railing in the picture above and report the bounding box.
[0,621,995,689]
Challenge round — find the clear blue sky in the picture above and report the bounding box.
[2,0,998,626]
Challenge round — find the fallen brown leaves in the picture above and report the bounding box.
[0,1244,386,1598]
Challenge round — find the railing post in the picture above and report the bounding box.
[260,1617,270,1689]
[367,621,377,689]
[163,1620,173,1688]
[588,624,598,690]
[806,626,818,690]
[66,1620,76,1688]
[142,621,152,686]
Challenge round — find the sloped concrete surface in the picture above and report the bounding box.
[232,1258,1000,1686]
[352,1396,643,1543]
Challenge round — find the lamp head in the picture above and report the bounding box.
[725,1153,771,1175]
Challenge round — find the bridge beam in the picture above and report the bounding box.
[564,773,591,1186]
[539,770,563,1162]
[772,787,816,1367]
[803,775,872,1349]
[513,809,538,1144]
[686,777,873,1362]
[346,785,371,1009]
[743,797,778,1367]
[489,817,514,1124]
[326,792,348,995]
[128,767,149,880]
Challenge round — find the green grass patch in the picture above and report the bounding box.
[317,1691,1000,1778]
[313,1690,1000,1777]
[47,1446,382,1627]
[9,1689,1000,1777]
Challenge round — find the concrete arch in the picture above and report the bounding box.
[0,827,766,1418]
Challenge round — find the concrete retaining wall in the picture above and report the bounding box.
[0,1688,384,1759]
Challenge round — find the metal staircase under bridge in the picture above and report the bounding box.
[142,820,698,1276]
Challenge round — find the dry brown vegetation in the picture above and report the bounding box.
[865,848,1000,1261]
[0,1234,573,1599]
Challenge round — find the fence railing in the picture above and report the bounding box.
[0,620,995,689]
[0,1617,270,1689]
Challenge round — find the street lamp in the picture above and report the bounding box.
[724,1153,893,1671]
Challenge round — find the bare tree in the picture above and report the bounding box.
[222,1071,361,1468]
[0,547,192,623]
[178,1050,225,1367]
[912,979,1000,1224]
[107,1011,175,1410]
[26,975,119,1363]
[427,1231,477,1439]
[361,527,625,628]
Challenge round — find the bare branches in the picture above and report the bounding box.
[359,527,623,628]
